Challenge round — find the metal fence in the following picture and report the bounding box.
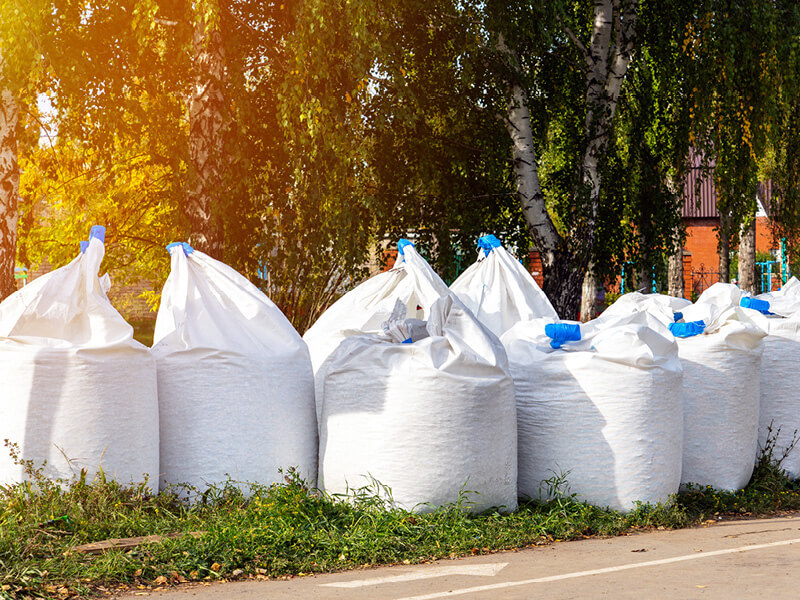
[692,264,721,296]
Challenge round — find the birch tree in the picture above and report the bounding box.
[0,1,51,301]
[187,3,227,258]
[497,0,638,318]
[0,64,18,300]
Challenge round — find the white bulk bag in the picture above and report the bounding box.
[599,291,691,326]
[746,286,800,479]
[304,240,449,418]
[501,312,683,513]
[319,294,517,513]
[450,235,557,337]
[153,243,317,494]
[754,278,800,318]
[758,317,800,478]
[0,227,159,490]
[672,297,766,491]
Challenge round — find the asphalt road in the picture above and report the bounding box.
[122,513,800,600]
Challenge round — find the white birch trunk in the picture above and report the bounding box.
[580,269,599,321]
[574,0,638,315]
[0,84,19,301]
[504,82,560,264]
[738,217,757,293]
[187,16,227,259]
[668,245,685,298]
[501,1,638,319]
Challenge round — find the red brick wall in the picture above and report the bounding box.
[684,218,720,275]
[756,216,777,254]
[381,249,398,272]
[528,251,544,288]
[682,252,693,300]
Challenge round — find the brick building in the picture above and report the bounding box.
[682,158,781,298]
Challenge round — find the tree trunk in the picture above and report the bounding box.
[580,268,599,321]
[718,210,730,283]
[187,14,227,259]
[542,248,586,321]
[738,216,757,293]
[0,85,19,302]
[636,229,652,293]
[668,245,684,298]
[503,75,578,316]
[575,0,638,249]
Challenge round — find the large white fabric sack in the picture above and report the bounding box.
[599,291,691,326]
[601,284,767,491]
[304,240,449,419]
[319,293,517,513]
[501,312,683,513]
[758,317,800,478]
[672,289,766,491]
[754,277,800,317]
[0,227,159,491]
[153,243,317,494]
[450,235,557,337]
[745,282,800,479]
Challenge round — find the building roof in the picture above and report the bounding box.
[681,151,773,219]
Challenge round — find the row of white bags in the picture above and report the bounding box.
[308,237,683,513]
[0,231,517,513]
[0,229,317,495]
[450,237,800,507]
[3,227,793,515]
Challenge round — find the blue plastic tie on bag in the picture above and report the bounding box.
[397,238,414,255]
[79,241,89,254]
[89,225,106,244]
[166,242,194,256]
[402,337,413,344]
[673,312,683,322]
[740,296,771,314]
[669,320,705,338]
[477,234,502,257]
[544,322,581,349]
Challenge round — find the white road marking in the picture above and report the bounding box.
[391,536,800,600]
[320,562,509,588]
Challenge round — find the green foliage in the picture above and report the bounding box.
[6,0,800,323]
[3,431,800,598]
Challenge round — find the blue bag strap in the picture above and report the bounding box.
[544,322,581,349]
[397,239,414,256]
[669,320,706,338]
[740,296,771,315]
[166,242,194,255]
[477,234,502,257]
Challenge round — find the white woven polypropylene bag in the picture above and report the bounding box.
[153,243,317,495]
[304,240,449,420]
[599,291,691,326]
[0,227,159,491]
[755,278,800,317]
[676,307,765,491]
[450,235,557,337]
[501,312,683,512]
[319,294,517,513]
[757,317,800,478]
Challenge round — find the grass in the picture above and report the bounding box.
[2,435,799,600]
